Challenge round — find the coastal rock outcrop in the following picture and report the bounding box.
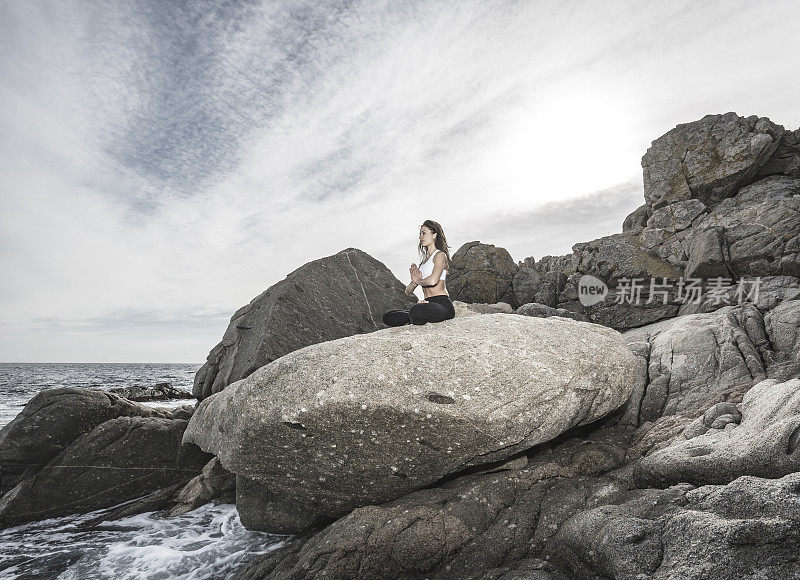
[617,299,800,460]
[107,382,194,401]
[230,425,634,580]
[445,113,800,334]
[555,472,800,579]
[0,387,171,495]
[0,416,206,529]
[193,248,416,399]
[633,377,800,487]
[641,112,784,210]
[184,313,637,533]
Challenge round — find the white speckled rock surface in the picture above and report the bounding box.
[183,313,637,531]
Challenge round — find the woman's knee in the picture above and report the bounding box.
[409,303,428,324]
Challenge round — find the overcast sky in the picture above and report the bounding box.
[1,0,798,362]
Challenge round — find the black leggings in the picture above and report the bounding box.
[383,294,456,326]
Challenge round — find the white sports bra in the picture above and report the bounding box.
[419,249,447,280]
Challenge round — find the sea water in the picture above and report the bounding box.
[0,363,289,579]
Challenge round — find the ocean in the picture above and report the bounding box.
[0,363,288,579]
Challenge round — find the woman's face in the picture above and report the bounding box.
[419,227,435,245]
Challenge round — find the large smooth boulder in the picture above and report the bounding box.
[0,416,204,528]
[447,242,519,307]
[555,472,800,579]
[184,314,637,533]
[633,378,800,488]
[641,112,784,210]
[0,387,171,495]
[193,248,416,399]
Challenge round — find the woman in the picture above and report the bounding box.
[382,220,456,326]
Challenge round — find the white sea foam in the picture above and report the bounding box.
[0,501,289,579]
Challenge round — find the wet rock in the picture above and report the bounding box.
[0,387,171,495]
[107,382,195,401]
[168,456,236,516]
[0,416,202,529]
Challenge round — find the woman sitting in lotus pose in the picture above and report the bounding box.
[383,219,456,326]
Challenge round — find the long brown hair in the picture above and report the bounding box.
[418,220,452,268]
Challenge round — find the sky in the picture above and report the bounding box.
[1,0,798,363]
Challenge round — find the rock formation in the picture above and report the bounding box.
[193,247,416,399]
[183,313,637,533]
[454,114,800,333]
[0,387,173,495]
[227,112,800,579]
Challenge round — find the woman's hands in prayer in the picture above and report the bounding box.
[410,263,423,284]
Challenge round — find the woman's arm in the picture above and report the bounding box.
[417,252,447,287]
[405,281,417,295]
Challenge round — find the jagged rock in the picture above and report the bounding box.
[636,174,800,281]
[566,232,684,330]
[78,482,187,528]
[677,275,800,316]
[683,226,732,278]
[641,112,784,210]
[619,301,800,429]
[633,378,800,487]
[452,300,515,317]
[230,425,634,580]
[447,242,519,307]
[622,203,652,233]
[193,248,415,400]
[512,267,543,306]
[758,126,800,178]
[107,382,194,401]
[572,232,681,282]
[0,387,171,495]
[688,175,800,278]
[645,199,707,233]
[184,314,637,533]
[168,456,236,516]
[555,472,800,579]
[0,416,204,529]
[515,302,589,322]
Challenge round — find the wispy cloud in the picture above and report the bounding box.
[1,0,798,361]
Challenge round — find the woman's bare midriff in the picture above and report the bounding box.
[423,279,449,298]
